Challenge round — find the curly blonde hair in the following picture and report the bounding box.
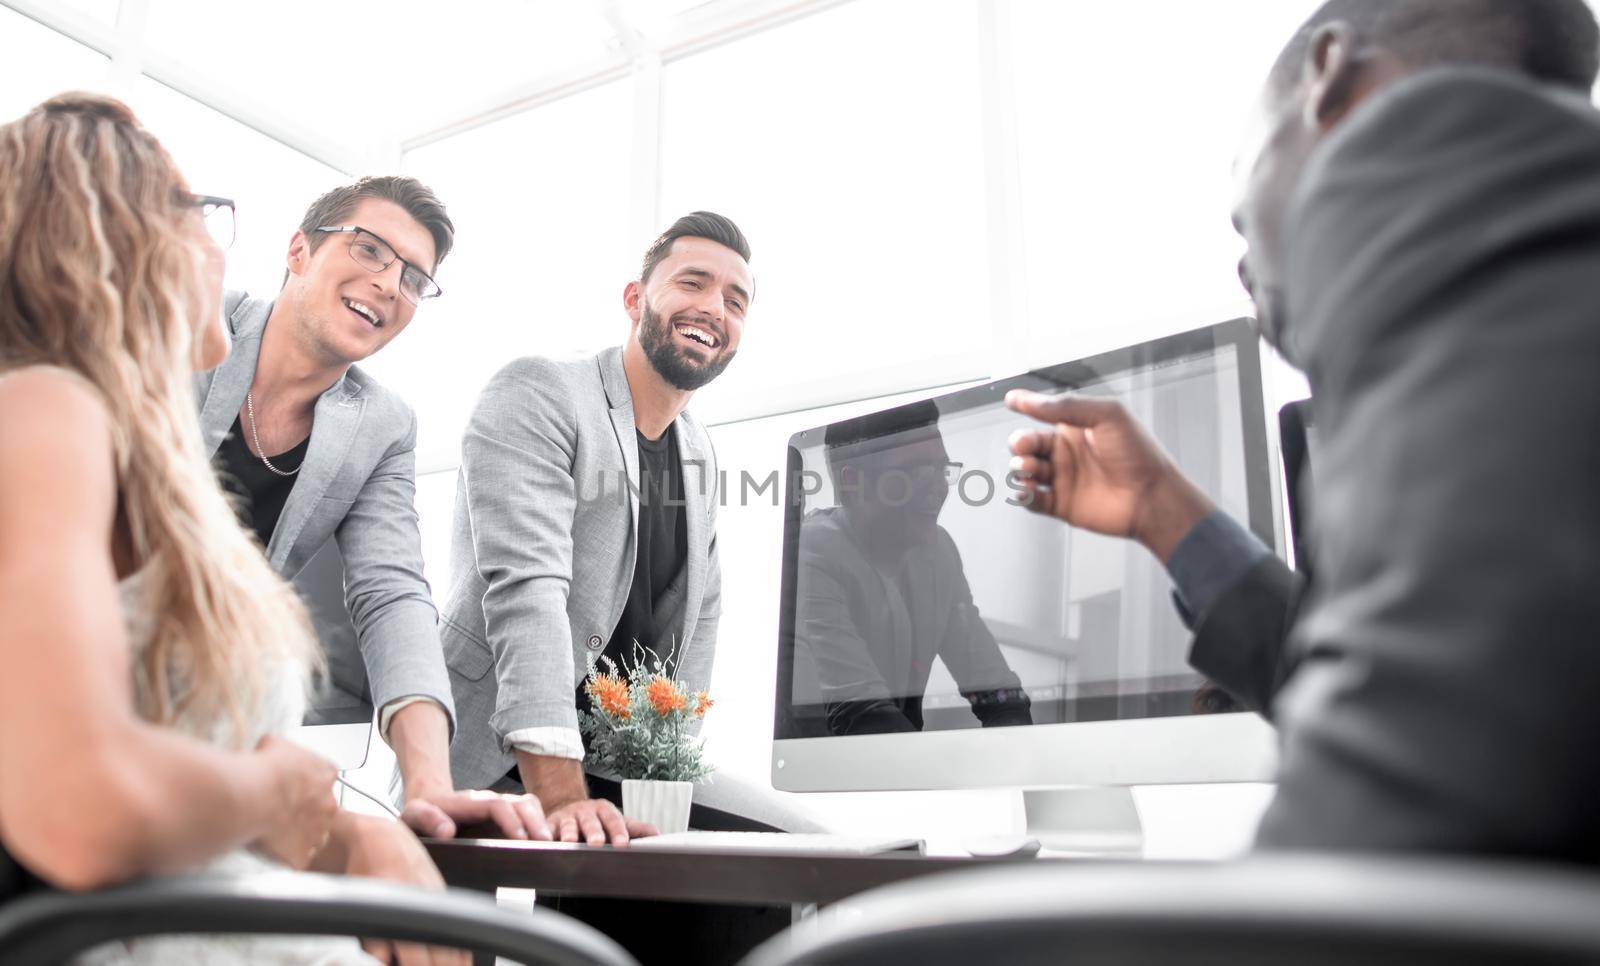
[0,93,319,743]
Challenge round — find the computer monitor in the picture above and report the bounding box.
[772,319,1280,852]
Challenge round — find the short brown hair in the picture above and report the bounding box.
[297,175,455,271]
[640,211,751,284]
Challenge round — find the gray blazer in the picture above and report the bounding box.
[1192,69,1600,862]
[441,347,721,791]
[195,291,454,727]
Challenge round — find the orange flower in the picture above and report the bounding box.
[694,691,714,718]
[646,676,688,715]
[588,674,631,720]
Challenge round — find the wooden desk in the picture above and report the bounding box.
[427,837,1043,906]
[426,838,1065,965]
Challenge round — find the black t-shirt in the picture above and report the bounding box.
[578,426,688,709]
[216,415,310,548]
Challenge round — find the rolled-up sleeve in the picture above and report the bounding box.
[504,726,585,761]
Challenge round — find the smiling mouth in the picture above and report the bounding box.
[674,323,717,349]
[343,297,383,329]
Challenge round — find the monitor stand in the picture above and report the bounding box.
[1023,787,1143,855]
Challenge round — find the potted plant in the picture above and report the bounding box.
[578,643,713,834]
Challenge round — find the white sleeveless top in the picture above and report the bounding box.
[120,568,307,747]
[81,570,374,964]
[1,367,371,963]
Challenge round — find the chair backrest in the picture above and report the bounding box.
[740,855,1600,966]
[0,872,640,965]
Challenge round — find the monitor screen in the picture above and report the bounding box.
[775,320,1274,742]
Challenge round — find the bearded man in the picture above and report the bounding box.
[441,212,761,844]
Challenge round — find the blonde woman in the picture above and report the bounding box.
[0,94,462,965]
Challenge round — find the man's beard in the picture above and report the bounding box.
[638,302,736,391]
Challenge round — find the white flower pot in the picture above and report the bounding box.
[622,779,693,834]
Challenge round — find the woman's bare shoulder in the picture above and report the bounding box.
[0,364,112,439]
[0,365,117,511]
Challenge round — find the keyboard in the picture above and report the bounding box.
[627,831,924,856]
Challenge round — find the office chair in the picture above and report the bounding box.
[739,854,1600,966]
[0,871,639,965]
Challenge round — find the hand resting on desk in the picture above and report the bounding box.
[545,799,657,846]
[515,751,658,846]
[401,788,552,842]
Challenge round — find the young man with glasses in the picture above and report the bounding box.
[194,176,549,842]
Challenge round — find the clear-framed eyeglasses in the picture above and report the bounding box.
[179,192,235,251]
[315,225,442,305]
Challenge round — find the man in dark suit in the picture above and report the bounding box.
[1007,0,1600,862]
[798,402,1033,735]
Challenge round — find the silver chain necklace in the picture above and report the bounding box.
[245,390,300,477]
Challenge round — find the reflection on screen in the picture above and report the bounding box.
[780,344,1250,738]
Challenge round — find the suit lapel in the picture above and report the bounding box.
[599,348,641,537]
[597,346,715,654]
[673,413,711,650]
[267,379,365,572]
[198,297,270,457]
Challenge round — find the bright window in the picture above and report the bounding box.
[658,0,992,423]
[123,78,346,299]
[0,6,110,121]
[53,0,119,23]
[1009,0,1322,365]
[391,79,635,471]
[142,1,618,145]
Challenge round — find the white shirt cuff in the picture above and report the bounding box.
[377,695,443,743]
[504,726,586,761]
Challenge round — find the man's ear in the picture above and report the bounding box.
[623,279,644,326]
[1302,22,1364,130]
[285,230,312,278]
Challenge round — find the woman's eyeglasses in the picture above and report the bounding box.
[178,192,236,251]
